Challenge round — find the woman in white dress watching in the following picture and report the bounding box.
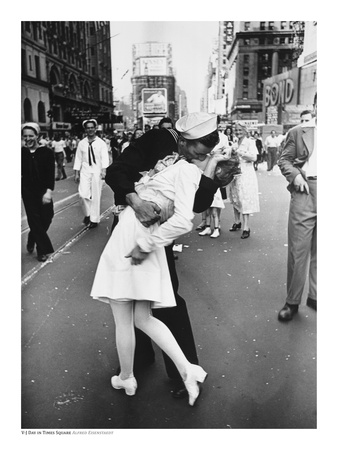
[228,123,260,239]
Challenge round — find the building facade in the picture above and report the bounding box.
[22,21,115,136]
[262,21,316,129]
[131,41,178,128]
[225,21,298,124]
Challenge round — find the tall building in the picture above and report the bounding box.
[131,41,177,128]
[225,21,298,124]
[21,21,115,136]
[261,21,315,130]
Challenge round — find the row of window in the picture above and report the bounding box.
[23,98,46,123]
[243,36,294,46]
[22,50,41,79]
[241,51,293,100]
[244,21,294,31]
[23,22,110,78]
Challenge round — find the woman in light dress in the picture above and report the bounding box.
[91,147,230,406]
[228,123,260,239]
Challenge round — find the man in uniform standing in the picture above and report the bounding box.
[73,119,109,228]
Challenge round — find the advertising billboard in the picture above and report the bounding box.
[142,88,167,115]
[140,57,167,76]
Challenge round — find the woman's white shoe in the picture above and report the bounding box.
[210,228,220,238]
[183,365,208,406]
[111,375,137,396]
[199,227,212,236]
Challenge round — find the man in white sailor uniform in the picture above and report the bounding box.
[73,119,109,228]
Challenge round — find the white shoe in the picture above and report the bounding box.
[183,364,208,406]
[199,227,212,236]
[111,375,137,396]
[210,228,220,238]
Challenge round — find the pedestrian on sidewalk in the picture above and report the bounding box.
[104,113,222,400]
[73,119,110,229]
[253,132,263,170]
[228,122,260,239]
[264,130,279,171]
[21,122,55,262]
[51,134,67,180]
[277,94,317,321]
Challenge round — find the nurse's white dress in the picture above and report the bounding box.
[90,159,202,309]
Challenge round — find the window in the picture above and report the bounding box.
[260,22,266,31]
[289,37,294,44]
[32,22,37,40]
[243,67,249,76]
[280,37,286,44]
[243,79,249,99]
[28,55,32,71]
[22,49,27,75]
[259,37,265,45]
[257,81,262,100]
[24,98,33,122]
[244,54,249,64]
[91,47,95,56]
[35,55,40,79]
[244,22,250,31]
[38,101,46,123]
[281,21,287,30]
[268,21,274,30]
[244,38,250,46]
[92,67,96,76]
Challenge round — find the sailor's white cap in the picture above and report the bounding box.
[176,112,217,139]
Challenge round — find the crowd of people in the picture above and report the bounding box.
[21,101,316,407]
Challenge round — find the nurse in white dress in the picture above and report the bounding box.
[91,112,226,406]
[228,123,260,239]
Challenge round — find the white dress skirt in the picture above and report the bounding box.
[90,207,176,309]
[90,159,202,309]
[211,188,225,208]
[228,138,260,214]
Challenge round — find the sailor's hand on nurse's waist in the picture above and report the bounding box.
[135,201,161,227]
[126,193,161,227]
[125,245,149,265]
[293,173,309,194]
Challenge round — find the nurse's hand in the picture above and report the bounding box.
[125,245,149,265]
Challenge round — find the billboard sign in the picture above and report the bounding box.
[140,57,167,76]
[142,88,167,115]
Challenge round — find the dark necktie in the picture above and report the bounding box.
[88,141,96,166]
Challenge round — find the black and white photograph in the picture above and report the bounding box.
[8,3,332,448]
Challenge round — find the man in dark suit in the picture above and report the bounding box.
[277,94,317,321]
[105,112,222,398]
[21,122,55,262]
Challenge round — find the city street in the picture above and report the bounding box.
[21,161,316,430]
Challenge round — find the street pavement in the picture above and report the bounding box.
[20,161,316,430]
